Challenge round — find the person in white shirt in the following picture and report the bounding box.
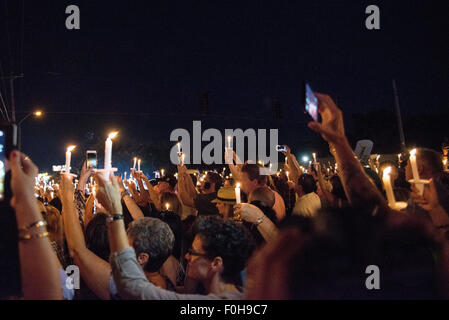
[292,174,321,217]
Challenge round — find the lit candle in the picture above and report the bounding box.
[444,159,448,171]
[227,136,231,149]
[382,167,396,207]
[235,183,241,204]
[133,157,137,170]
[398,153,401,163]
[65,145,76,174]
[138,159,141,172]
[177,142,181,154]
[181,153,185,165]
[409,149,423,194]
[165,203,170,211]
[161,169,165,177]
[285,156,288,165]
[286,171,290,181]
[90,176,93,186]
[124,172,127,182]
[327,168,330,175]
[105,132,118,170]
[313,153,317,163]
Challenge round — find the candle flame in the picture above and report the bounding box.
[67,145,76,152]
[108,132,119,140]
[383,166,392,177]
[236,183,240,188]
[410,149,417,157]
[165,203,169,211]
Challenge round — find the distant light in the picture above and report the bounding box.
[302,156,309,163]
[34,111,43,117]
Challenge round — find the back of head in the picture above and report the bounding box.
[43,205,62,236]
[298,174,317,194]
[241,164,267,186]
[160,192,182,216]
[206,172,223,192]
[329,175,347,201]
[194,216,255,285]
[249,186,275,208]
[85,213,110,262]
[418,148,443,176]
[127,217,175,272]
[280,207,438,299]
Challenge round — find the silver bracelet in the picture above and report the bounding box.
[255,215,265,226]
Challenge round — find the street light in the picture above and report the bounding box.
[18,110,43,126]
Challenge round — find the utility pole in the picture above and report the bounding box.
[392,79,406,151]
[1,74,24,123]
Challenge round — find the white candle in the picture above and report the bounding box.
[124,172,127,181]
[161,169,165,177]
[105,132,118,170]
[65,146,76,173]
[138,159,141,172]
[398,153,401,163]
[177,142,181,154]
[313,153,317,163]
[227,136,231,149]
[409,149,423,194]
[235,183,241,204]
[181,153,185,165]
[285,156,288,165]
[382,167,396,207]
[133,157,137,170]
[286,171,290,181]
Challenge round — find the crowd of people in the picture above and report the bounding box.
[1,92,448,300]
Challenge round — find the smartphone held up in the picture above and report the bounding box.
[304,83,319,122]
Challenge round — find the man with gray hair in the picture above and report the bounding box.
[110,218,176,296]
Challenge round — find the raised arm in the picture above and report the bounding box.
[177,164,197,209]
[139,172,162,211]
[60,173,111,300]
[234,203,278,243]
[118,174,144,220]
[308,93,388,215]
[9,151,62,300]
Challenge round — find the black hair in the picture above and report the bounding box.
[85,213,110,262]
[194,216,255,285]
[298,174,317,194]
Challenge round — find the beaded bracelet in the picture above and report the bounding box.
[19,231,49,241]
[18,220,47,233]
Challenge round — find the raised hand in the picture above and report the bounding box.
[59,173,75,203]
[233,203,264,224]
[93,173,122,214]
[307,93,346,146]
[9,151,39,209]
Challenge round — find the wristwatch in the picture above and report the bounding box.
[106,214,124,223]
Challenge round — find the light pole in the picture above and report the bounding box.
[17,110,43,149]
[18,110,43,126]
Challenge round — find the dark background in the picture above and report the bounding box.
[1,0,448,175]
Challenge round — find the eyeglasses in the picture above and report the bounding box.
[187,248,209,258]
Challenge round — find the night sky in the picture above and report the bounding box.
[0,0,448,173]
